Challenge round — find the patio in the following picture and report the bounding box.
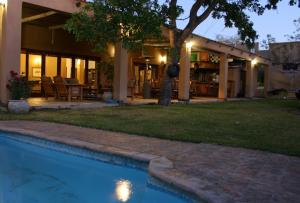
[27,96,251,110]
[27,98,118,110]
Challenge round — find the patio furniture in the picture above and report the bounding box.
[53,76,83,102]
[190,80,198,97]
[65,84,83,101]
[53,76,65,84]
[53,76,68,100]
[83,85,98,100]
[151,80,160,99]
[28,80,41,96]
[41,76,55,99]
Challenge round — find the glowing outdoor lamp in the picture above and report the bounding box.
[34,57,41,66]
[0,0,6,7]
[160,55,167,64]
[251,58,258,66]
[186,41,194,49]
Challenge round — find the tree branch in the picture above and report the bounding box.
[169,0,178,28]
[179,1,216,45]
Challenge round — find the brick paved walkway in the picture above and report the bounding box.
[0,121,299,203]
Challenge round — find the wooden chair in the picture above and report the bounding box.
[53,76,83,101]
[53,76,68,100]
[190,80,198,97]
[41,76,55,99]
[53,76,65,84]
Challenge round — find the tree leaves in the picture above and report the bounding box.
[65,0,164,53]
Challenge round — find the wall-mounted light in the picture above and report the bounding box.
[186,41,193,49]
[109,45,115,57]
[160,55,167,64]
[34,57,41,66]
[0,0,6,7]
[251,58,258,66]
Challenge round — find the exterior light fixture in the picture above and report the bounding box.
[110,45,115,57]
[160,55,167,64]
[251,58,258,66]
[186,41,193,49]
[34,57,42,66]
[0,0,6,7]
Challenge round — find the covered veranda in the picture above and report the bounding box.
[114,29,272,103]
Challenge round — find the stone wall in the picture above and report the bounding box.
[259,42,300,90]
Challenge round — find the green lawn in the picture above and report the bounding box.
[1,99,299,156]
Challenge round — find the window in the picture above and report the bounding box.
[76,59,85,84]
[28,54,42,80]
[61,58,72,78]
[45,56,57,78]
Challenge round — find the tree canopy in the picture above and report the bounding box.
[286,17,300,41]
[66,0,299,53]
[65,0,163,52]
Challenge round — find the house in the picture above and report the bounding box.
[259,42,300,92]
[0,0,272,104]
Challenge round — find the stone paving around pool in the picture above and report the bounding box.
[0,121,299,203]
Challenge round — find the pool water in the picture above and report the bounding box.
[0,132,192,203]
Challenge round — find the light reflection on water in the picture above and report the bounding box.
[0,133,191,203]
[115,180,133,202]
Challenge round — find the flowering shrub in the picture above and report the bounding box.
[6,70,31,100]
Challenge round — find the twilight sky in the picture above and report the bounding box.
[175,1,299,43]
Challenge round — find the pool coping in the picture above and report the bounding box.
[0,125,207,203]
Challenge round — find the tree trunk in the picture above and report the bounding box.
[158,74,173,105]
[158,30,182,105]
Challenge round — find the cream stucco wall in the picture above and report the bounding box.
[271,65,300,90]
[0,0,22,104]
[260,42,300,91]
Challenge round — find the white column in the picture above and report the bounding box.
[178,44,191,101]
[113,42,128,102]
[245,61,255,98]
[0,0,22,104]
[218,53,229,100]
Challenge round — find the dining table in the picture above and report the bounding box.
[64,84,83,102]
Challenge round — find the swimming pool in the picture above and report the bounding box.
[0,131,195,203]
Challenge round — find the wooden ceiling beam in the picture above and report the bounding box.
[22,11,57,23]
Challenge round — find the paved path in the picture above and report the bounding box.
[0,121,299,203]
[27,98,118,110]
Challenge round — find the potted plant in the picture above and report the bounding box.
[6,70,31,113]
